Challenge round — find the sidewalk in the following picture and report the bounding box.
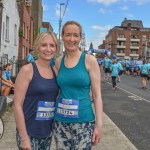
[0,95,137,150]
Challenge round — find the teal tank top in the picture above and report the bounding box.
[55,52,95,123]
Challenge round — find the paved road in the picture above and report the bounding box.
[101,72,150,150]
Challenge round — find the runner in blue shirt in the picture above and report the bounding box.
[27,49,35,63]
[117,60,124,82]
[125,59,131,75]
[140,60,149,89]
[104,55,112,81]
[110,59,120,90]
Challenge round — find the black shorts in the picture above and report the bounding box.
[105,68,110,73]
[118,70,124,76]
[126,67,130,71]
[141,74,148,78]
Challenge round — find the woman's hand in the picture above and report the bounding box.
[92,126,102,146]
[20,136,32,150]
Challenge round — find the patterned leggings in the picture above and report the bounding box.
[53,121,95,150]
[16,131,52,150]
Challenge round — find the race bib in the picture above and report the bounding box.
[56,98,79,118]
[36,101,55,120]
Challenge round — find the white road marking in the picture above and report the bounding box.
[106,82,150,103]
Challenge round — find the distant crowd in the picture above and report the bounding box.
[98,55,150,90]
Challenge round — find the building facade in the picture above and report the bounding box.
[0,0,20,75]
[41,22,53,32]
[31,0,43,40]
[105,18,150,60]
[17,0,34,60]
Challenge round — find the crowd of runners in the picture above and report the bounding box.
[98,54,150,90]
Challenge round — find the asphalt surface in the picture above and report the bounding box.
[101,71,150,150]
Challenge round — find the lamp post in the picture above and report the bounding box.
[58,3,65,54]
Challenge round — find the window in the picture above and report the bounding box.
[5,16,9,41]
[117,49,124,53]
[22,46,25,59]
[118,34,125,38]
[131,35,138,39]
[23,22,25,37]
[26,26,28,40]
[14,24,17,45]
[117,41,125,46]
[131,50,137,54]
[131,42,138,46]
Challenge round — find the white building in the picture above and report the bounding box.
[0,0,20,75]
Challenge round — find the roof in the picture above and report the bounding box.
[121,18,143,28]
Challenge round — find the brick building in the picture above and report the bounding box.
[17,0,34,60]
[31,0,43,40]
[105,18,150,60]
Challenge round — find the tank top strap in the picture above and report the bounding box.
[50,66,56,78]
[31,62,38,74]
[60,54,66,68]
[78,52,86,67]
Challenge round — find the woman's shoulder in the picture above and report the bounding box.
[85,54,98,70]
[19,63,33,74]
[55,55,63,70]
[85,54,97,63]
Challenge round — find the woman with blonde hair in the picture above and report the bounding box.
[14,31,59,150]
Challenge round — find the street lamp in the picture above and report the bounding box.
[58,3,65,54]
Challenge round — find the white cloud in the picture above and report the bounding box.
[99,8,112,14]
[56,4,60,17]
[86,32,107,49]
[91,25,112,30]
[87,0,150,6]
[86,25,112,49]
[56,4,69,18]
[121,5,129,10]
[87,0,120,6]
[42,4,48,11]
[131,0,150,5]
[99,32,107,38]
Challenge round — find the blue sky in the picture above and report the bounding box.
[42,0,150,50]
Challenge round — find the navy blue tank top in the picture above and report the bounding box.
[22,62,59,138]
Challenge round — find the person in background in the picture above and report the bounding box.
[147,63,150,80]
[54,20,103,150]
[125,59,131,75]
[104,54,112,81]
[3,63,15,93]
[0,66,14,96]
[110,59,120,90]
[117,60,124,82]
[27,49,35,63]
[14,31,59,150]
[140,60,149,89]
[133,63,138,77]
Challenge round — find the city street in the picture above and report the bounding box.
[0,69,149,150]
[101,70,150,150]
